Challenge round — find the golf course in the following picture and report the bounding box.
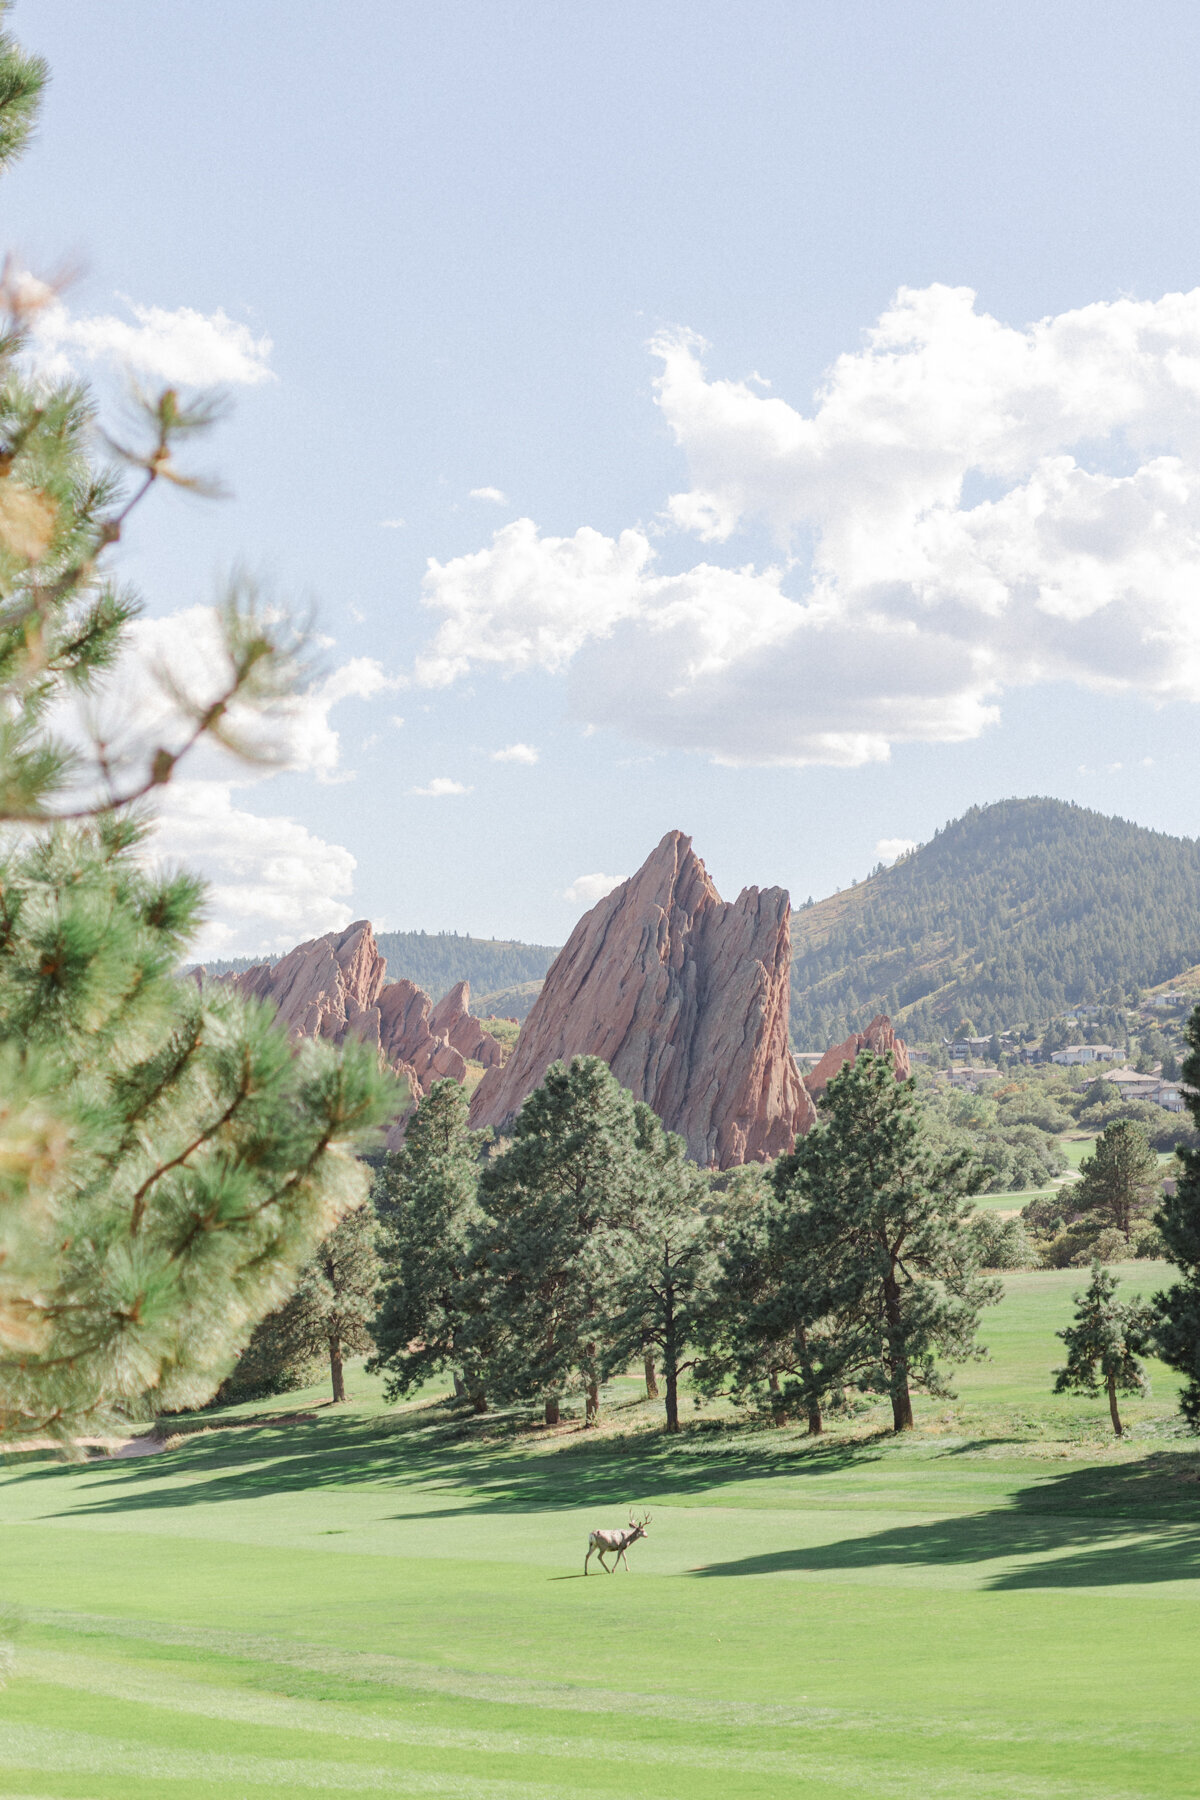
[1,1259,1197,1799]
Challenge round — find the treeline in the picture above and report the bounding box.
[228,1053,1002,1434]
[790,797,1200,1047]
[373,931,559,1004]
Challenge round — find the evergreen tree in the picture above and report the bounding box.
[478,1057,640,1427]
[1054,1263,1156,1436]
[1072,1120,1159,1243]
[368,1080,489,1410]
[1155,1006,1200,1428]
[772,1052,998,1431]
[0,10,397,1443]
[609,1106,714,1432]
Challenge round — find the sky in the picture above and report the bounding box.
[8,1,1200,954]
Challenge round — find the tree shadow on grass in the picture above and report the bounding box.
[689,1456,1200,1589]
[24,1409,882,1520]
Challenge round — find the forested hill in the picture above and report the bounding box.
[373,931,559,1004]
[790,797,1200,1048]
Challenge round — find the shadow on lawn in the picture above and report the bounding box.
[691,1456,1200,1590]
[23,1408,880,1519]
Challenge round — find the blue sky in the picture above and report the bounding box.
[9,1,1200,953]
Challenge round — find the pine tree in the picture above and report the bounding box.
[1155,1006,1200,1428]
[368,1080,489,1410]
[609,1106,713,1433]
[1072,1121,1159,1243]
[772,1052,998,1431]
[478,1057,640,1427]
[0,10,397,1444]
[1054,1263,1156,1436]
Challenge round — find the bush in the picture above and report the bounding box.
[1089,1227,1130,1265]
[967,1211,1037,1269]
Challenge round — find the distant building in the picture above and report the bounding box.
[1050,1044,1120,1066]
[944,1036,993,1059]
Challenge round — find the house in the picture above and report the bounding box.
[944,1036,993,1059]
[1049,1044,1120,1066]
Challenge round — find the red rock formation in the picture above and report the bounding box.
[228,923,503,1101]
[804,1013,911,1099]
[430,981,504,1069]
[230,920,387,1045]
[468,830,814,1167]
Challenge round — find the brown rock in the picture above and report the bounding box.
[378,979,468,1088]
[230,920,387,1043]
[805,1013,911,1098]
[468,830,814,1167]
[429,981,504,1069]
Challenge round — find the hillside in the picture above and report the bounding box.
[369,931,558,1003]
[790,797,1200,1047]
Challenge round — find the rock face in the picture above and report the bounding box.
[228,923,503,1101]
[804,1013,911,1098]
[468,830,815,1167]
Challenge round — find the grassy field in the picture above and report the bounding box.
[1,1261,1198,1798]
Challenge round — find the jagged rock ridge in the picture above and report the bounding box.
[805,1013,911,1098]
[469,830,815,1168]
[226,922,504,1105]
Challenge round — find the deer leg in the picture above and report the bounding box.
[617,1548,629,1571]
[584,1544,593,1575]
[596,1549,610,1572]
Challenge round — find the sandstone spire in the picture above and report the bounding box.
[468,830,814,1167]
[804,1013,911,1098]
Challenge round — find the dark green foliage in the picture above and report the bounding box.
[1072,1121,1159,1243]
[1054,1263,1157,1435]
[608,1107,714,1432]
[0,15,398,1443]
[369,1081,488,1409]
[966,1212,1037,1270]
[768,1053,999,1431]
[477,1057,642,1426]
[1155,1007,1200,1428]
[790,798,1200,1046]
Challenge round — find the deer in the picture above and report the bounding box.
[584,1512,651,1574]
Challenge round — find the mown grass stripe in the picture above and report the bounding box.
[24,1609,1200,1758]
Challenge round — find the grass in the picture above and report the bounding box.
[2,1262,1199,1798]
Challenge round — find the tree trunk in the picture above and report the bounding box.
[544,1396,560,1426]
[1107,1368,1123,1436]
[585,1341,600,1427]
[452,1373,468,1399]
[663,1297,679,1433]
[643,1350,659,1399]
[797,1326,823,1436]
[768,1367,787,1428]
[807,1401,824,1436]
[470,1387,488,1415]
[882,1272,914,1430]
[329,1335,346,1404]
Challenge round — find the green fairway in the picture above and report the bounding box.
[2,1263,1198,1799]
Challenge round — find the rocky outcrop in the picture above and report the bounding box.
[227,923,503,1103]
[468,830,814,1168]
[230,921,387,1045]
[804,1013,911,1098]
[430,981,504,1069]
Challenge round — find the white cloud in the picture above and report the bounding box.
[149,779,356,959]
[417,286,1200,766]
[876,837,917,864]
[379,519,406,529]
[470,486,508,504]
[491,742,539,764]
[100,609,399,786]
[31,296,272,386]
[563,871,624,906]
[410,776,472,797]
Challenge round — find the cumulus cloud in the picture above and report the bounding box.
[563,871,624,906]
[417,285,1200,765]
[876,837,917,864]
[150,779,356,959]
[470,486,508,504]
[410,776,472,797]
[491,742,539,764]
[31,295,273,386]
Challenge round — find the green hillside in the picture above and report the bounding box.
[373,930,558,1003]
[790,797,1200,1048]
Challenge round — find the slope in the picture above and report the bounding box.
[790,797,1200,1047]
